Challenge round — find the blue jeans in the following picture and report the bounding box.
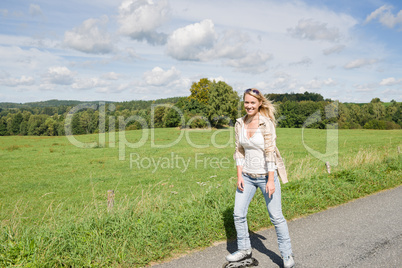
[233,171,292,258]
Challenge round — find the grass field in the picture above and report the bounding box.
[0,127,401,267]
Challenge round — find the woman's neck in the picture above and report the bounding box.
[246,113,259,124]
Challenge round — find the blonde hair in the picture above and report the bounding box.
[243,88,276,126]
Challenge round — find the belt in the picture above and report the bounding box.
[243,172,268,178]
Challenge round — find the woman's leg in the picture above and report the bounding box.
[259,171,293,258]
[233,173,258,250]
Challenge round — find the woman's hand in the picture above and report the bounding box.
[237,177,245,192]
[265,179,275,198]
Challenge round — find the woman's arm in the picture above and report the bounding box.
[265,171,275,198]
[237,165,244,191]
[234,121,246,191]
[233,121,246,163]
[263,119,277,198]
[263,119,276,162]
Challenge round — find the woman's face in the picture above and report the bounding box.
[244,93,261,117]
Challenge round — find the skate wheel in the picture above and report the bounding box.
[222,258,259,267]
[251,257,259,266]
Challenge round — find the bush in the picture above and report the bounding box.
[364,119,386,129]
[385,121,401,130]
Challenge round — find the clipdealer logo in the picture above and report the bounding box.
[64,101,339,168]
[129,152,233,173]
[64,102,235,160]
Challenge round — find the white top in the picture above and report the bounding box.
[237,125,276,173]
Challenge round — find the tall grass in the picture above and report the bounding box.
[0,128,401,267]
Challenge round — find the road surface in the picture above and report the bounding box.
[151,186,402,267]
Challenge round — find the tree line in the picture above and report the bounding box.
[0,79,400,136]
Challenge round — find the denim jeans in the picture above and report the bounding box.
[233,171,293,258]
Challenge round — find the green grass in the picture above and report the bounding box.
[0,128,401,267]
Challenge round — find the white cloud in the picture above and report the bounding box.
[167,20,271,72]
[256,73,292,91]
[0,34,59,50]
[303,78,336,89]
[290,56,313,66]
[354,83,378,92]
[255,72,297,92]
[125,47,139,59]
[209,76,226,83]
[72,78,111,90]
[381,88,402,101]
[118,0,169,45]
[41,66,75,85]
[0,46,63,73]
[344,58,379,69]
[225,51,272,73]
[171,0,357,39]
[143,66,180,86]
[166,19,216,61]
[379,77,402,86]
[323,44,345,55]
[0,0,395,103]
[168,76,192,93]
[29,4,43,17]
[64,16,114,54]
[101,72,121,80]
[129,69,191,97]
[201,30,249,60]
[96,83,130,94]
[365,5,402,29]
[257,74,336,94]
[288,19,341,42]
[0,74,35,87]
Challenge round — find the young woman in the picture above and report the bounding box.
[226,88,294,268]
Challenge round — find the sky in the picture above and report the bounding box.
[0,0,401,103]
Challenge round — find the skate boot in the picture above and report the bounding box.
[225,249,252,262]
[223,249,258,268]
[283,254,295,268]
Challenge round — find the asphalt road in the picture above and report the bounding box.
[150,186,402,268]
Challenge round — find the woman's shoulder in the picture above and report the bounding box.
[258,114,276,132]
[258,114,273,124]
[235,115,247,124]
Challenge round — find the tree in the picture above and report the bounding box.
[43,107,56,116]
[80,111,91,134]
[56,120,65,135]
[277,101,328,128]
[188,78,211,105]
[163,106,181,127]
[338,103,349,129]
[181,98,208,116]
[27,115,48,135]
[152,105,166,128]
[19,121,28,135]
[10,113,23,135]
[364,119,386,129]
[71,113,85,135]
[370,97,382,103]
[392,102,402,126]
[207,81,239,128]
[348,104,363,128]
[363,101,385,121]
[0,118,8,136]
[44,117,57,136]
[267,92,325,102]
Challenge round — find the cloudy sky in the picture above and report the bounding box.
[0,0,401,103]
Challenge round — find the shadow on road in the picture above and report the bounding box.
[250,232,283,267]
[222,207,283,267]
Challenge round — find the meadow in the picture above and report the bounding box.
[0,127,401,267]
